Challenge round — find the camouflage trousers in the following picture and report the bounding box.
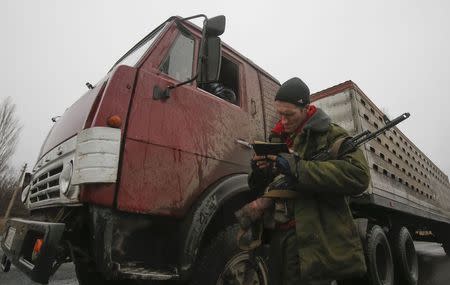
[269,229,334,285]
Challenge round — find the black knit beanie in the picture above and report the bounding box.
[275,77,310,107]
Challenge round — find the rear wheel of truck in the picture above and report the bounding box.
[438,229,450,256]
[442,240,450,256]
[191,224,269,285]
[390,227,418,285]
[364,225,395,285]
[434,226,450,256]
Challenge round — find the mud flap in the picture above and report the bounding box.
[1,253,11,272]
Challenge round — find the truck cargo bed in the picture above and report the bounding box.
[309,81,450,224]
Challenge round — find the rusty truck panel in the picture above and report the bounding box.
[79,65,137,207]
[116,38,254,216]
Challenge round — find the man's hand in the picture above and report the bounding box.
[252,154,295,176]
[251,155,273,170]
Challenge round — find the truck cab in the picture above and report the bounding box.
[1,15,278,284]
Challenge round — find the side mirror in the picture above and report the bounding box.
[205,15,226,37]
[198,37,222,84]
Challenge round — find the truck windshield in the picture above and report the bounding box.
[111,23,167,70]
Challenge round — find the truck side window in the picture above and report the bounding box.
[200,56,239,105]
[160,32,195,82]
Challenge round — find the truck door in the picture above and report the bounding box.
[117,23,252,216]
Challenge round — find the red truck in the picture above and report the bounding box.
[2,14,450,285]
[1,15,274,284]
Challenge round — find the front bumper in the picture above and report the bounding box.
[1,218,65,284]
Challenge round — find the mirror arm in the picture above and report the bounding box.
[168,73,199,90]
[167,15,209,91]
[180,14,208,22]
[155,14,216,98]
[153,73,199,101]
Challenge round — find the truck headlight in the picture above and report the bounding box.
[59,161,73,195]
[21,185,30,203]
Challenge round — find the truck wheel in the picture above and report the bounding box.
[442,240,450,256]
[434,226,450,256]
[390,227,418,285]
[191,224,269,285]
[364,225,394,285]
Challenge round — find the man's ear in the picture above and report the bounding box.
[300,104,310,112]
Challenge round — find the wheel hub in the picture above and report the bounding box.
[217,252,268,285]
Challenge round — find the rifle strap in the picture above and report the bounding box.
[262,189,300,199]
[237,222,263,251]
[328,136,349,159]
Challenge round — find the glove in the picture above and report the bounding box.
[275,155,293,176]
[251,156,274,172]
[251,159,260,172]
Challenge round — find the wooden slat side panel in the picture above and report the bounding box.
[313,90,357,134]
[259,74,280,139]
[314,87,450,216]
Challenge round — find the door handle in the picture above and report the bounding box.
[153,86,170,100]
[251,99,257,117]
[236,139,253,150]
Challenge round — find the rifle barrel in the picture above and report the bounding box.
[355,112,410,146]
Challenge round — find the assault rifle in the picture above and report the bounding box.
[235,112,410,230]
[311,112,410,161]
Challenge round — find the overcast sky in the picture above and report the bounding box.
[1,0,450,177]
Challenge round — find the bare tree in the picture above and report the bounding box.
[0,166,17,194]
[0,166,19,216]
[0,97,21,178]
[0,98,22,219]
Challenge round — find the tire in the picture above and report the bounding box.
[191,224,269,285]
[390,227,418,285]
[442,240,450,256]
[438,230,450,256]
[434,226,450,256]
[363,225,395,285]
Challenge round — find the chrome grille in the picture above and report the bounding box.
[29,165,63,204]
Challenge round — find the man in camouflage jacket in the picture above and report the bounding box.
[249,77,370,284]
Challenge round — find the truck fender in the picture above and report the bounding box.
[178,173,251,275]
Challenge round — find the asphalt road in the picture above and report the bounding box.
[1,241,449,284]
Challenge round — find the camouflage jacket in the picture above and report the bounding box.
[249,107,370,280]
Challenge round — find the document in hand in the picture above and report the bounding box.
[252,141,290,156]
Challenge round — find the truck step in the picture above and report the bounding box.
[117,264,179,280]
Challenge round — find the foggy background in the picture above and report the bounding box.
[1,0,449,176]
